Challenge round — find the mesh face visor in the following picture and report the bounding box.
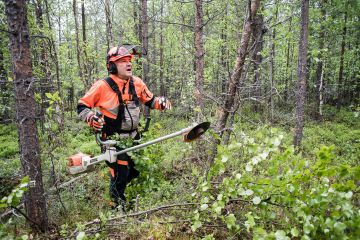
[107,46,133,62]
[106,44,142,64]
[122,44,142,56]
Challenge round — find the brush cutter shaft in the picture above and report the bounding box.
[68,122,210,175]
[114,125,194,156]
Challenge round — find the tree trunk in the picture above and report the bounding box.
[215,0,261,137]
[141,0,149,84]
[336,8,347,110]
[73,0,86,87]
[34,0,53,129]
[105,0,114,48]
[5,0,48,232]
[284,17,293,102]
[251,13,264,112]
[220,9,229,99]
[269,5,278,122]
[293,0,309,148]
[159,0,165,96]
[315,0,326,120]
[150,0,157,91]
[194,0,205,119]
[141,0,151,118]
[135,1,142,42]
[209,0,261,162]
[44,0,64,130]
[81,0,90,81]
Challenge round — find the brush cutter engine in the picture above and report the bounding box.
[68,139,117,175]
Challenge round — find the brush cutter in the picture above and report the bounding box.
[68,122,210,175]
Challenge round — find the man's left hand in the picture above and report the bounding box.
[158,97,172,110]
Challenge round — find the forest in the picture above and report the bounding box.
[0,0,359,239]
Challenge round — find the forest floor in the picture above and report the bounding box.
[1,105,359,239]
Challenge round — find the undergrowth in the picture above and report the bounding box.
[0,106,359,239]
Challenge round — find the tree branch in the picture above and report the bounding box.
[154,20,193,29]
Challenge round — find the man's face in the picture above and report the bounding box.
[114,56,132,79]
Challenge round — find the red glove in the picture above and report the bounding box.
[158,97,172,110]
[86,113,105,131]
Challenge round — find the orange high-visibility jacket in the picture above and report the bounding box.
[78,74,161,135]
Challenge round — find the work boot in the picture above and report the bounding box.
[112,198,127,215]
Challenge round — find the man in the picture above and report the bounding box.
[77,44,171,210]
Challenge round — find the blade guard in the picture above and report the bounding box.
[183,122,210,142]
[68,152,92,175]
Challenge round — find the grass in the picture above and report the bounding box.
[1,105,359,238]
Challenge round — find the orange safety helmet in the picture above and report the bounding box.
[106,44,141,73]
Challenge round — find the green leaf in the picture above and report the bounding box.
[202,197,209,203]
[202,185,209,192]
[76,231,86,240]
[45,92,53,99]
[202,234,215,240]
[245,164,253,172]
[200,204,208,211]
[245,212,255,232]
[291,227,299,237]
[344,191,353,199]
[0,203,7,209]
[275,230,289,240]
[272,138,281,147]
[353,166,360,180]
[191,220,202,232]
[221,155,229,163]
[303,222,314,234]
[252,196,261,205]
[214,206,222,215]
[7,195,13,205]
[225,214,237,229]
[245,189,254,196]
[21,176,29,184]
[334,222,346,233]
[21,235,29,240]
[253,227,267,236]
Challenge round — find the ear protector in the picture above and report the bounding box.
[106,45,121,74]
[108,62,117,74]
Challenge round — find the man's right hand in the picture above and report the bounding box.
[86,112,105,131]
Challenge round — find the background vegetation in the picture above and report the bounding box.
[0,0,359,239]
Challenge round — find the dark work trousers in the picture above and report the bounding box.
[108,147,139,204]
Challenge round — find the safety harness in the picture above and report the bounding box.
[102,76,140,135]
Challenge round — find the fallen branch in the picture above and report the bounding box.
[101,202,198,225]
[69,202,199,237]
[48,173,88,192]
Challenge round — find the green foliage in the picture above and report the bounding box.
[2,0,360,237]
[191,126,360,239]
[302,121,360,165]
[0,176,28,209]
[0,124,20,197]
[125,122,173,204]
[0,124,18,159]
[0,177,29,240]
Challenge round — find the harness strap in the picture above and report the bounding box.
[102,76,140,134]
[129,77,140,107]
[103,77,125,133]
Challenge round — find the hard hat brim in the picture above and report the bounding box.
[109,54,133,62]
